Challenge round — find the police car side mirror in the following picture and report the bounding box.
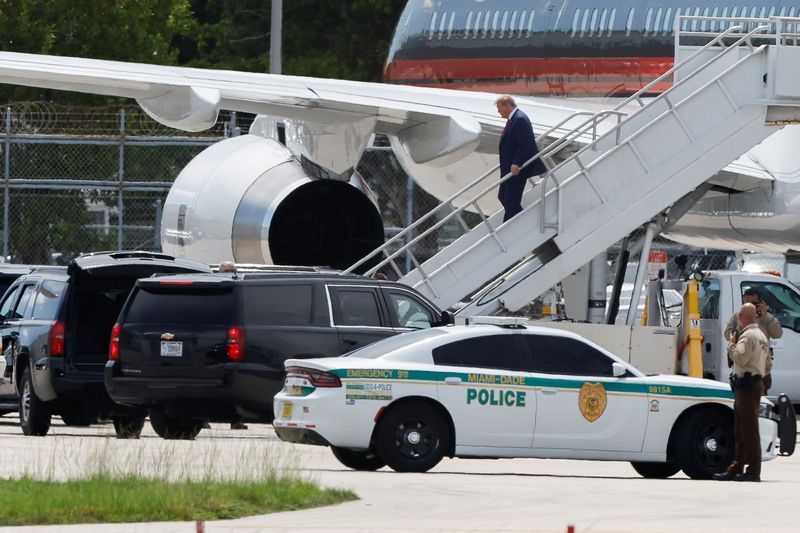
[612,362,628,378]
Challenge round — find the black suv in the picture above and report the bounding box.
[0,251,211,436]
[106,268,449,439]
[1,264,66,415]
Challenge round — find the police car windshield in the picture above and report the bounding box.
[344,328,448,359]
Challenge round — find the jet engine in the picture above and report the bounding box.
[160,134,384,271]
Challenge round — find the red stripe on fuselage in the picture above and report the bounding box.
[384,57,675,97]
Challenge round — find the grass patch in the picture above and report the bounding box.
[0,474,356,525]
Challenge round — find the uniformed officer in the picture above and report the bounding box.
[715,303,769,482]
[724,288,782,393]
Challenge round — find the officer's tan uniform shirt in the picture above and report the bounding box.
[725,312,782,374]
[730,323,770,378]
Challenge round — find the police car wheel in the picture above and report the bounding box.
[630,461,681,479]
[331,446,386,471]
[375,402,451,473]
[674,409,734,480]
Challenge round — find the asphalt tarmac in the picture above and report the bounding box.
[0,413,797,533]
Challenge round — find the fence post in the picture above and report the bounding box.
[405,172,414,274]
[3,107,10,260]
[118,108,125,250]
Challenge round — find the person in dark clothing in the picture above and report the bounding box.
[495,95,548,222]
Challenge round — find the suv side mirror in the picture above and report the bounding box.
[612,362,628,377]
[436,311,454,326]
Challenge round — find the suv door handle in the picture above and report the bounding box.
[342,338,358,346]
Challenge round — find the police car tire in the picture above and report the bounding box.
[630,461,681,479]
[674,409,734,480]
[331,446,386,471]
[375,402,451,473]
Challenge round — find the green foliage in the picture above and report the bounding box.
[0,474,356,525]
[0,0,197,103]
[183,0,407,81]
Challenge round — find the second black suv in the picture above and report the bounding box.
[105,268,449,439]
[0,252,211,437]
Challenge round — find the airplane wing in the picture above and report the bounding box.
[0,51,785,196]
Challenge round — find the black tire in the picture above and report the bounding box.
[630,461,682,479]
[375,402,451,473]
[113,414,146,439]
[60,410,96,427]
[19,366,51,436]
[148,408,203,440]
[331,446,386,471]
[674,409,734,480]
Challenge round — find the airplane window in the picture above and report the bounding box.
[491,10,500,38]
[465,11,474,39]
[509,10,518,37]
[608,8,616,35]
[700,7,710,31]
[663,8,672,34]
[673,8,682,33]
[473,11,482,38]
[590,8,599,36]
[758,6,766,19]
[518,10,527,37]
[438,11,447,39]
[626,8,635,36]
[483,9,491,38]
[789,8,797,33]
[446,11,455,39]
[720,7,729,30]
[654,8,663,34]
[428,12,438,40]
[599,9,608,34]
[692,7,701,32]
[500,10,509,39]
[730,6,738,21]
[572,9,581,36]
[710,7,719,31]
[527,10,536,37]
[748,7,757,19]
[581,8,590,36]
[645,8,653,35]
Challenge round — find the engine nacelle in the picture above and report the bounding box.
[161,134,383,270]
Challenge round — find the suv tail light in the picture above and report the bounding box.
[286,366,342,388]
[49,321,65,357]
[109,323,121,360]
[227,326,244,361]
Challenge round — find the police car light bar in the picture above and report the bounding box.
[467,316,528,328]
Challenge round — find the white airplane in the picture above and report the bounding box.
[0,1,797,274]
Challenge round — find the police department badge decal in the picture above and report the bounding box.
[578,382,607,422]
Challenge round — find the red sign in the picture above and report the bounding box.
[647,251,668,280]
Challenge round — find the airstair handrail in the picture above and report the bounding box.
[343,108,624,276]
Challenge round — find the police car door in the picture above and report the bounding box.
[434,332,535,448]
[524,334,648,453]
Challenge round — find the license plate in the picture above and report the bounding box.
[281,402,293,419]
[160,341,183,357]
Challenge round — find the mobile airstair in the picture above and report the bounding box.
[346,17,800,315]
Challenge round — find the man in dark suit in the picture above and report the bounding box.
[496,95,547,222]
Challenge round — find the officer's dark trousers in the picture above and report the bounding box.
[731,379,763,476]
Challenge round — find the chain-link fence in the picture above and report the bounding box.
[0,101,730,278]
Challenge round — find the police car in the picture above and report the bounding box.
[273,322,780,478]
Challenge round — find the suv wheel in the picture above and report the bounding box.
[19,366,51,436]
[60,410,97,427]
[149,408,203,440]
[331,446,386,471]
[113,414,146,439]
